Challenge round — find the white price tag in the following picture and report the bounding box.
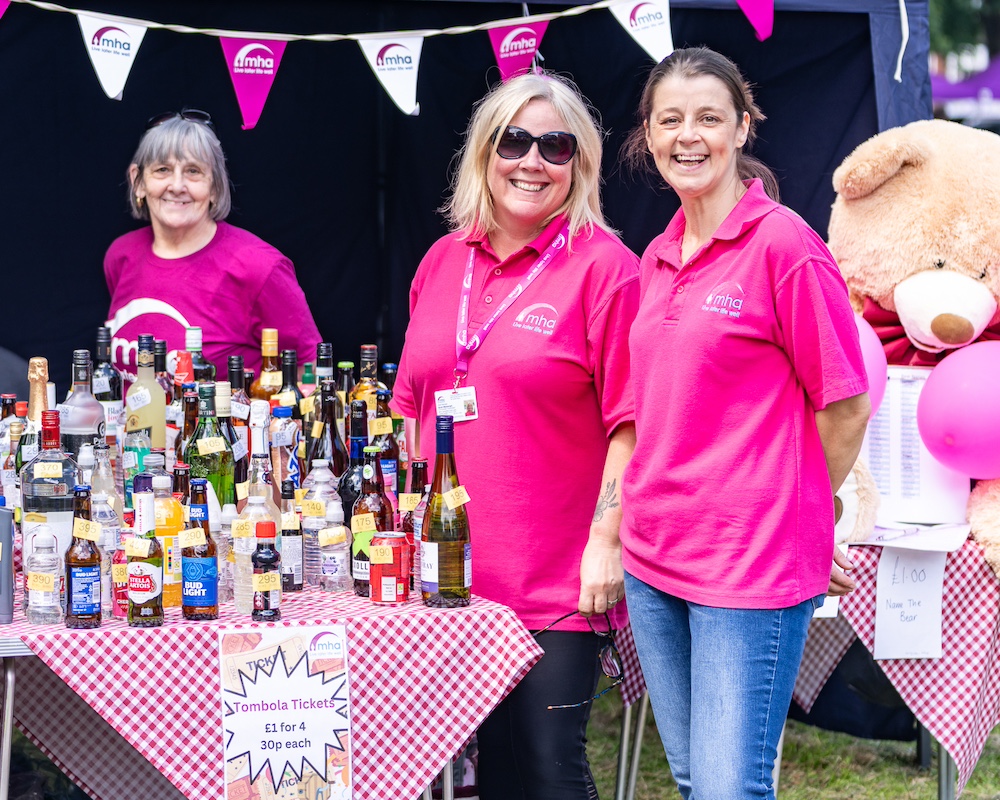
[126,387,152,411]
[230,401,251,421]
[271,428,295,448]
[92,375,111,394]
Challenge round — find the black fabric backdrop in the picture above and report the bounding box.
[0,1,903,388]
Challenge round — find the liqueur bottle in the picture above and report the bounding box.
[249,328,282,402]
[65,485,102,629]
[175,385,199,466]
[59,350,106,462]
[315,343,335,386]
[92,327,123,455]
[186,327,216,383]
[347,345,387,425]
[350,446,393,598]
[421,416,471,608]
[127,488,164,627]
[182,478,219,620]
[125,334,166,450]
[183,383,235,507]
[228,356,252,502]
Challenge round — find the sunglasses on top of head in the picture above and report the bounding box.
[492,125,578,165]
[145,109,216,133]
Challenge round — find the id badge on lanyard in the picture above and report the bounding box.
[439,223,570,422]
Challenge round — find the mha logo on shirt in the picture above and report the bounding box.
[702,282,745,319]
[512,303,559,335]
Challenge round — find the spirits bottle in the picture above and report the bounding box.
[251,520,281,621]
[153,339,174,405]
[249,328,282,402]
[59,350,106,463]
[183,383,235,508]
[186,327,216,383]
[127,488,164,627]
[228,356,251,502]
[351,445,393,598]
[92,327,123,458]
[279,479,303,592]
[65,485,102,629]
[216,381,248,493]
[315,343,335,386]
[125,334,166,450]
[421,415,471,608]
[20,410,80,568]
[182,478,219,620]
[306,380,348,479]
[400,458,428,590]
[16,358,49,474]
[337,401,368,531]
[153,473,184,608]
[335,361,354,444]
[277,349,304,425]
[348,345,387,426]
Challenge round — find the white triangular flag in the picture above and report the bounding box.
[77,14,147,100]
[358,36,423,116]
[609,1,673,63]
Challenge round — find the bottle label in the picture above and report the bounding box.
[236,481,249,501]
[271,428,295,448]
[282,511,301,530]
[274,391,296,407]
[126,538,152,558]
[260,371,283,388]
[21,443,39,462]
[321,550,350,578]
[68,565,101,615]
[282,536,303,582]
[311,420,324,439]
[352,514,376,534]
[112,563,128,583]
[182,557,218,606]
[464,542,473,588]
[189,503,209,522]
[26,572,56,598]
[380,461,398,497]
[127,560,163,603]
[232,519,253,538]
[421,542,439,592]
[73,518,102,542]
[319,526,347,547]
[232,431,249,463]
[351,556,370,580]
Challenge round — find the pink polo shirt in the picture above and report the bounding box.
[392,216,639,631]
[621,180,867,609]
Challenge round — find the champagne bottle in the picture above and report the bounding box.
[421,416,471,608]
[16,357,48,473]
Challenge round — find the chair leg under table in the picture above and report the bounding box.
[937,742,956,800]
[0,657,14,800]
[625,692,649,800]
[615,697,635,800]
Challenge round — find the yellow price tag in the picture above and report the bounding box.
[23,512,46,524]
[197,436,227,455]
[33,462,62,479]
[232,519,253,539]
[311,420,325,439]
[275,391,296,407]
[370,544,394,565]
[226,550,236,563]
[369,417,393,437]
[281,511,300,531]
[252,572,281,591]
[73,518,102,542]
[126,537,152,558]
[443,485,471,510]
[319,527,346,547]
[301,500,325,518]
[398,493,421,512]
[295,488,308,505]
[180,527,207,548]
[351,513,376,534]
[236,481,249,501]
[26,572,54,592]
[112,564,128,583]
[299,395,316,416]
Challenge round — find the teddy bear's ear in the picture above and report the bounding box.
[832,129,930,200]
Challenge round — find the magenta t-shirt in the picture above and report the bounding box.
[104,221,322,382]
[621,180,868,609]
[392,216,639,631]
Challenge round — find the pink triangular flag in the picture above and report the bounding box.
[220,38,287,130]
[0,2,10,21]
[488,21,549,81]
[736,0,774,41]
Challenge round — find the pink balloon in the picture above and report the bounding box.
[917,340,1000,478]
[855,314,887,418]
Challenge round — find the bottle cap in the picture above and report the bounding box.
[273,406,292,418]
[376,388,391,400]
[215,381,232,396]
[221,503,238,524]
[282,350,298,368]
[228,355,244,370]
[325,502,345,523]
[137,334,155,352]
[363,445,379,454]
[152,475,172,490]
[185,327,203,351]
[173,462,190,473]
[255,520,277,538]
[154,339,167,358]
[198,383,216,400]
[0,497,5,507]
[72,349,91,367]
[96,327,111,346]
[261,328,278,344]
[182,382,197,391]
[35,530,54,548]
[312,459,329,468]
[337,361,355,370]
[144,453,165,468]
[73,484,92,493]
[77,444,95,466]
[14,402,27,417]
[436,415,455,434]
[191,478,208,487]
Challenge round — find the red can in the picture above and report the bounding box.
[369,532,409,604]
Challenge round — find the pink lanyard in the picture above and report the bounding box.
[454,223,570,387]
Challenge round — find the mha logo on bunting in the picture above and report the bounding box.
[498,27,538,58]
[702,282,745,319]
[513,303,559,335]
[375,44,414,71]
[233,43,275,74]
[90,26,131,55]
[628,3,666,30]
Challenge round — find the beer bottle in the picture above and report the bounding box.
[421,416,471,608]
[351,446,393,598]
[182,478,219,620]
[65,485,102,629]
[127,488,164,627]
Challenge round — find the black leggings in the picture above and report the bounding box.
[477,630,603,800]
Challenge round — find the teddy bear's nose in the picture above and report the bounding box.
[930,313,975,345]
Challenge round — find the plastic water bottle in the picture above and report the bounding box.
[302,464,340,587]
[318,502,351,592]
[218,503,237,605]
[24,527,63,625]
[234,495,271,613]
[300,458,334,495]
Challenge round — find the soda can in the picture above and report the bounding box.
[369,531,409,604]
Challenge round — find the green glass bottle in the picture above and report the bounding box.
[183,383,235,507]
[421,415,471,608]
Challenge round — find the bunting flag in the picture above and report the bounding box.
[609,1,672,63]
[220,38,287,130]
[358,36,423,116]
[735,0,774,41]
[488,21,548,81]
[77,14,147,100]
[0,2,10,21]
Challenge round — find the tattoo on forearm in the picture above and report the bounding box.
[593,479,619,523]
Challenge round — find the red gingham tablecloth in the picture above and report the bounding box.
[2,591,544,800]
[793,540,1000,796]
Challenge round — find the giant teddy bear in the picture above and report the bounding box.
[827,118,1000,576]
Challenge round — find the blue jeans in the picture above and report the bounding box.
[623,572,820,800]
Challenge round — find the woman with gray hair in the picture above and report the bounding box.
[392,72,639,799]
[104,110,320,382]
